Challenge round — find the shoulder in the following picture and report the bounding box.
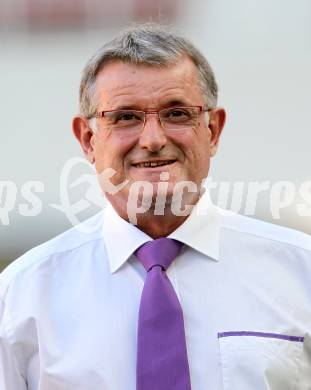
[218,208,311,253]
[0,211,105,299]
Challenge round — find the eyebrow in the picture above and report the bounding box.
[111,99,192,111]
[162,99,191,108]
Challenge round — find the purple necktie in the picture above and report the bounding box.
[135,238,192,390]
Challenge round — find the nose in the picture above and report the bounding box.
[138,113,167,152]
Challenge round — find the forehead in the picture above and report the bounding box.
[94,57,204,109]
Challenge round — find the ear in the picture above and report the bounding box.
[208,107,226,157]
[72,116,95,164]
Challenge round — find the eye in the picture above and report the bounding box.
[114,111,143,124]
[164,108,192,122]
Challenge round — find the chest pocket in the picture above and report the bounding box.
[218,331,304,390]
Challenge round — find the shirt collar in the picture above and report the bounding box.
[102,190,221,274]
[168,190,221,262]
[102,204,152,274]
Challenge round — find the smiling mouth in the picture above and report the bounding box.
[132,160,176,168]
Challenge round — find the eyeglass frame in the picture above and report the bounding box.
[87,105,212,132]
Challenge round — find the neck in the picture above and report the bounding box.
[135,212,189,239]
[107,190,203,238]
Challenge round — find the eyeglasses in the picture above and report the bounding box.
[89,106,210,133]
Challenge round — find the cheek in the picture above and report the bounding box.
[168,132,193,158]
[172,131,209,164]
[184,133,211,176]
[94,134,136,169]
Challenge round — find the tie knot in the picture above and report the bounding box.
[135,238,183,272]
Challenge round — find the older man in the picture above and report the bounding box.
[1,24,311,390]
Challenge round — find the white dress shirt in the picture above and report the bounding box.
[1,193,311,390]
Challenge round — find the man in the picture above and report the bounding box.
[1,24,311,389]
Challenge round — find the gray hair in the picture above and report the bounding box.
[79,23,218,119]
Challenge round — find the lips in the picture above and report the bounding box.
[132,160,176,168]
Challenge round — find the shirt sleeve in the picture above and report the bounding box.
[0,298,27,389]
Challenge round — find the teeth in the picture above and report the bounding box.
[135,160,174,168]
